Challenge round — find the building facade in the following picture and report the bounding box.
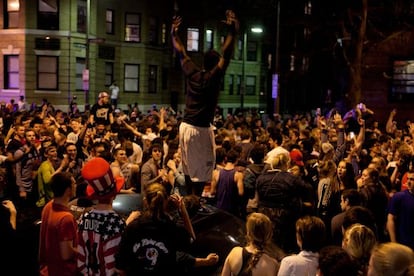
[0,0,267,115]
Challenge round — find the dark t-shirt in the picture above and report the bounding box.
[115,215,189,275]
[388,190,414,249]
[182,59,224,127]
[90,103,113,125]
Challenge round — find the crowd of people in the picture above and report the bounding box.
[1,9,414,276]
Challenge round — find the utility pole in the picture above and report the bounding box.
[274,0,281,115]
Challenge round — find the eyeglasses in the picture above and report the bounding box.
[152,149,161,153]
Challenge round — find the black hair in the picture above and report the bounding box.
[250,142,266,164]
[203,50,221,71]
[341,189,361,206]
[342,206,377,237]
[51,172,73,197]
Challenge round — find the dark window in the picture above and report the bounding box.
[98,45,115,59]
[228,74,234,95]
[161,68,168,89]
[105,62,114,87]
[77,0,86,33]
[149,16,158,45]
[247,41,258,62]
[35,38,61,50]
[38,0,59,30]
[125,13,140,42]
[4,55,19,89]
[245,76,256,95]
[148,65,157,94]
[124,64,139,92]
[236,75,241,95]
[37,56,58,90]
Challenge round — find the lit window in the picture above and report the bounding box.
[161,23,167,44]
[205,29,213,51]
[391,60,414,100]
[4,55,19,89]
[290,54,295,71]
[304,1,312,15]
[304,27,311,41]
[302,56,309,72]
[106,9,114,34]
[124,64,139,92]
[5,0,20,28]
[125,13,140,42]
[187,28,199,52]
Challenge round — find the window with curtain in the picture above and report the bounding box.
[5,0,20,28]
[37,56,58,90]
[106,9,114,34]
[187,28,199,52]
[125,13,140,42]
[4,55,19,89]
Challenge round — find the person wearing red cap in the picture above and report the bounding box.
[76,157,126,275]
[290,148,305,167]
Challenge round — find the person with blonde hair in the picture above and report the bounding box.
[367,242,414,276]
[221,212,279,276]
[342,223,377,275]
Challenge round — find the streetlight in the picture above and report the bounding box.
[241,26,263,113]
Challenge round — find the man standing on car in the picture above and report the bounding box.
[171,10,239,196]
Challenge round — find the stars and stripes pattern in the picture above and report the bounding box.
[77,210,126,275]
